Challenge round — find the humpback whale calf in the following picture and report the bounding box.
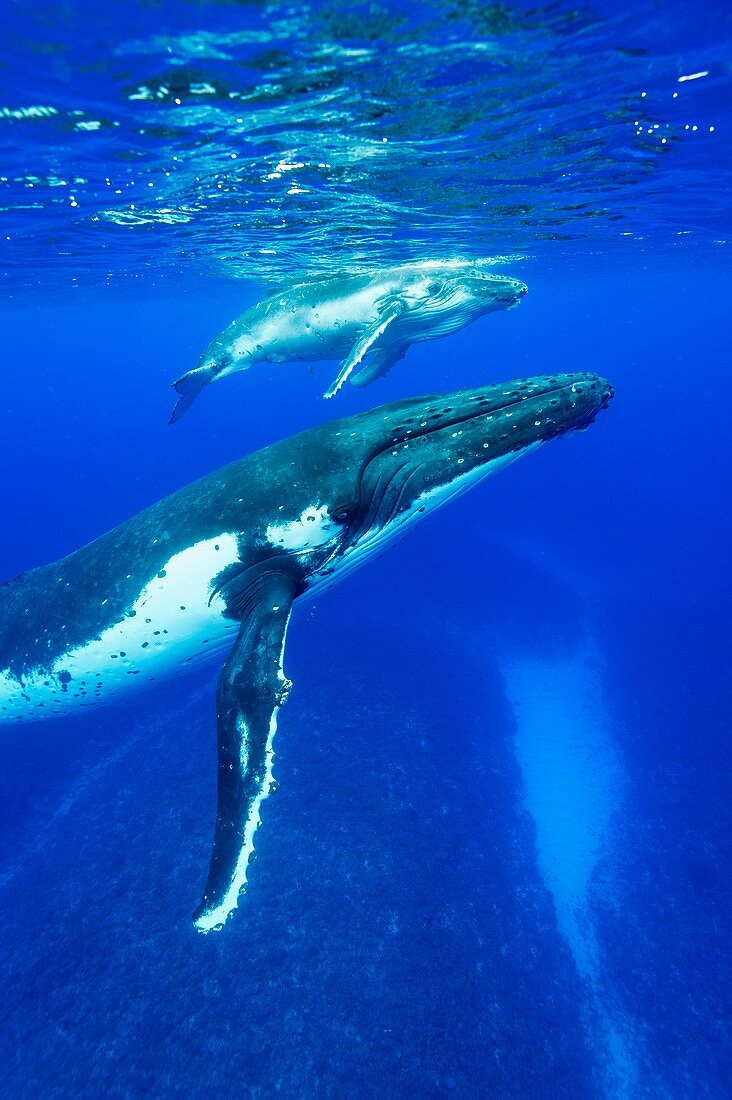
[0,372,612,931]
[170,261,528,421]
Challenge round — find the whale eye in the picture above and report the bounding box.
[331,501,356,524]
[427,281,442,294]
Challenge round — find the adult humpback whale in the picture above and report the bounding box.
[0,373,612,931]
[170,261,528,421]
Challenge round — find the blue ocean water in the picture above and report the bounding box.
[1,1,731,1096]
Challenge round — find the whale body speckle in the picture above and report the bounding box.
[170,260,528,422]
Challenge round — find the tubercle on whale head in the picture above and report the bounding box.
[243,370,612,497]
[336,372,612,459]
[415,269,528,315]
[471,272,528,308]
[204,374,613,596]
[297,373,614,560]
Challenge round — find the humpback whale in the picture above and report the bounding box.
[0,372,612,930]
[170,261,528,422]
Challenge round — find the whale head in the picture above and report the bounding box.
[259,373,612,594]
[403,263,528,331]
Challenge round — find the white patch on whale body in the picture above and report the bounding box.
[266,505,339,554]
[238,717,250,771]
[0,534,241,721]
[194,613,292,934]
[0,671,26,718]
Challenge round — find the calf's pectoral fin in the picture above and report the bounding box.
[192,569,298,932]
[323,297,406,399]
[350,344,408,388]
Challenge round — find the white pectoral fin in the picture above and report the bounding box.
[192,568,297,933]
[323,298,406,399]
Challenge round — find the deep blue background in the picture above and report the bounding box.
[0,261,730,1096]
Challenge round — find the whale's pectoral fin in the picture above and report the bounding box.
[350,345,408,388]
[193,569,297,932]
[323,297,406,399]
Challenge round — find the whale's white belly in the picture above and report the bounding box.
[0,534,242,723]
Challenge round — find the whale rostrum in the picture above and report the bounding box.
[170,261,528,422]
[0,373,613,930]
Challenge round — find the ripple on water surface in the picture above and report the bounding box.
[1,0,730,288]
